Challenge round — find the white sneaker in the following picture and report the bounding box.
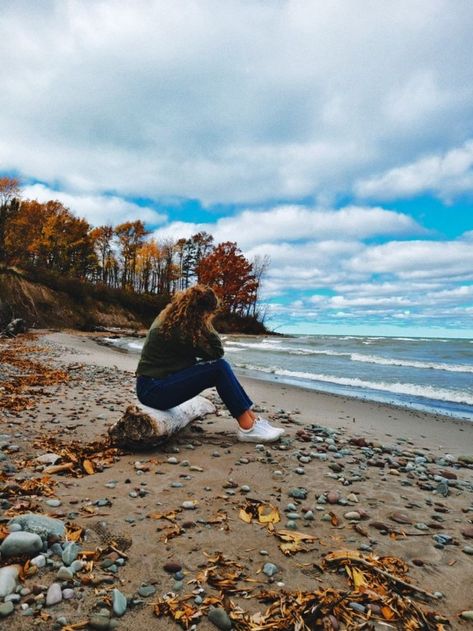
[255,416,285,438]
[237,417,285,443]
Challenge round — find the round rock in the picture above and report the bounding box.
[0,532,42,557]
[0,565,21,598]
[8,513,65,539]
[208,606,232,630]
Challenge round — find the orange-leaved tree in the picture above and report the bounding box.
[197,241,258,316]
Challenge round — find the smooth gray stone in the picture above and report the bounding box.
[138,584,156,597]
[0,532,42,557]
[8,514,65,539]
[88,614,112,630]
[289,487,307,499]
[62,588,75,600]
[262,563,278,577]
[31,554,46,568]
[62,542,80,566]
[0,601,14,617]
[57,566,73,580]
[112,588,127,616]
[0,565,20,598]
[46,583,63,606]
[208,606,232,630]
[46,499,62,508]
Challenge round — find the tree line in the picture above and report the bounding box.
[0,177,269,320]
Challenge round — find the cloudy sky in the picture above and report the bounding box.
[1,0,472,336]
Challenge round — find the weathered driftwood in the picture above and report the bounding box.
[2,318,27,337]
[108,396,216,449]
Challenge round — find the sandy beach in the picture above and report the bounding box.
[1,330,472,630]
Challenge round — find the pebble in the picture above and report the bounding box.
[182,501,197,510]
[0,531,43,557]
[460,611,473,621]
[433,534,453,546]
[63,589,75,600]
[167,457,179,464]
[31,554,46,568]
[62,542,80,565]
[349,602,365,613]
[88,614,112,630]
[46,583,63,606]
[163,562,182,573]
[57,566,73,580]
[262,562,278,577]
[390,512,412,525]
[463,546,473,555]
[46,499,62,508]
[461,526,473,538]
[326,490,341,505]
[289,487,307,500]
[208,606,232,630]
[138,584,156,597]
[112,588,127,616]
[0,601,14,617]
[8,513,65,539]
[0,565,21,598]
[344,511,361,521]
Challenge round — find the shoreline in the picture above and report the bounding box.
[48,329,473,455]
[1,329,472,630]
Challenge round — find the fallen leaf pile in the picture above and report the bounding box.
[0,334,69,413]
[29,435,122,477]
[154,548,450,630]
[0,473,56,503]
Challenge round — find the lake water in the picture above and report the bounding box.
[106,333,473,421]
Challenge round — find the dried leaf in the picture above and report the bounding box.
[83,459,95,475]
[381,605,396,619]
[239,507,253,523]
[257,503,280,524]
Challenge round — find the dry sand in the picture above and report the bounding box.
[1,329,472,630]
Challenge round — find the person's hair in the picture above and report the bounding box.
[158,285,219,343]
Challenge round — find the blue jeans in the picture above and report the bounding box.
[136,358,253,418]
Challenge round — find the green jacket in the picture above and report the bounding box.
[136,318,224,378]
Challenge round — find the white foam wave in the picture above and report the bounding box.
[349,353,473,374]
[236,364,473,405]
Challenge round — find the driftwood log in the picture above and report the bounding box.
[108,396,216,449]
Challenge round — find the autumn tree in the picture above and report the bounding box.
[197,241,258,315]
[0,176,21,261]
[180,232,214,289]
[90,225,116,285]
[114,220,148,289]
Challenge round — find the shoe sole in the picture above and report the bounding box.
[237,434,282,443]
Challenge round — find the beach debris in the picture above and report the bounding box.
[0,335,69,412]
[108,397,215,448]
[272,528,318,555]
[1,318,27,338]
[239,498,280,525]
[155,546,450,630]
[27,435,121,477]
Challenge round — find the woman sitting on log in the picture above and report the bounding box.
[136,285,284,443]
